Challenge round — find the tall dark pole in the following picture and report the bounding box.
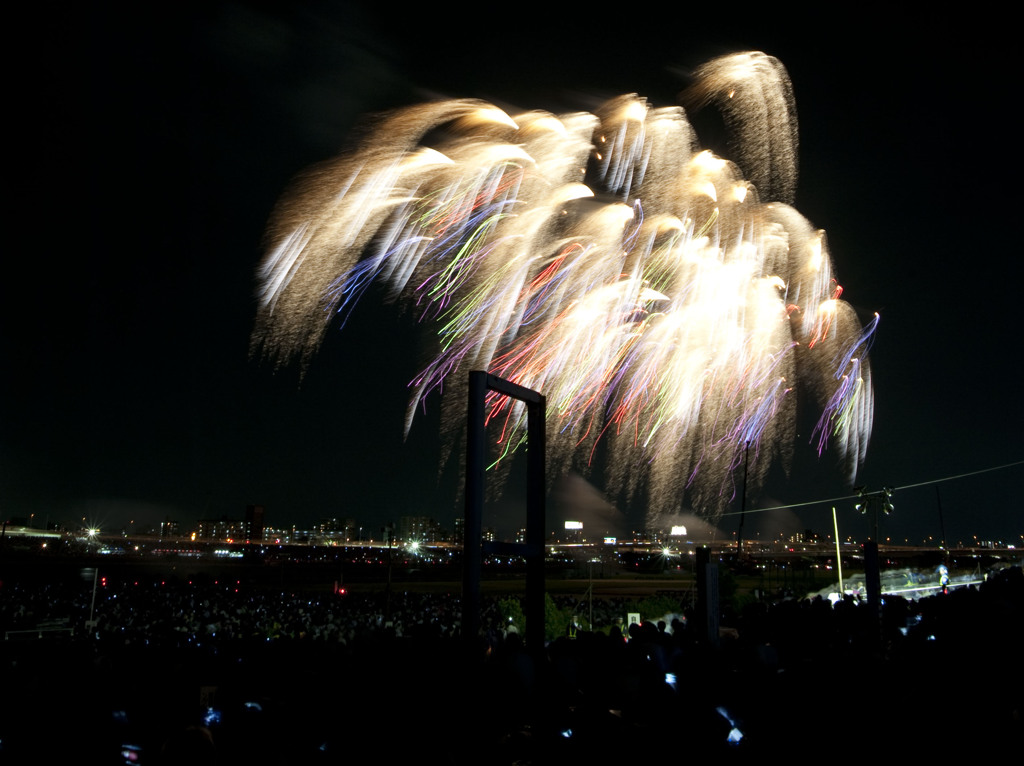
[384,522,394,621]
[464,372,487,650]
[696,546,719,646]
[935,487,947,554]
[525,383,546,657]
[856,487,894,637]
[464,371,546,658]
[736,441,749,557]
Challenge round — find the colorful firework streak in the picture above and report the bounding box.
[252,52,877,521]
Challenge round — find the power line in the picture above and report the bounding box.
[892,459,1024,492]
[720,459,1024,518]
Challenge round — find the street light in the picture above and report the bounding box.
[855,486,894,543]
[854,486,896,633]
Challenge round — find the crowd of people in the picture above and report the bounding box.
[1,562,1021,763]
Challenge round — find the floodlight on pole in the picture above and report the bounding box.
[854,486,896,639]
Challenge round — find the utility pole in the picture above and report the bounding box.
[384,522,394,621]
[935,487,948,562]
[736,441,749,558]
[854,486,894,631]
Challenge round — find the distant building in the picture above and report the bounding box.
[196,517,247,541]
[245,505,266,541]
[790,529,820,545]
[399,516,441,543]
[262,526,289,544]
[195,506,266,542]
[563,521,583,544]
[316,517,357,541]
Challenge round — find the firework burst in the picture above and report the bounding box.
[252,52,877,522]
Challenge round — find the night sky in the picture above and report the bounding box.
[6,3,1022,546]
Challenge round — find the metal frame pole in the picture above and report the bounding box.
[463,371,546,657]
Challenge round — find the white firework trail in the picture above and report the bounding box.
[251,52,877,523]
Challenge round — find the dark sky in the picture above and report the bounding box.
[6,3,1022,546]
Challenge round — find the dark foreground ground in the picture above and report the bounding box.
[1,556,1021,764]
